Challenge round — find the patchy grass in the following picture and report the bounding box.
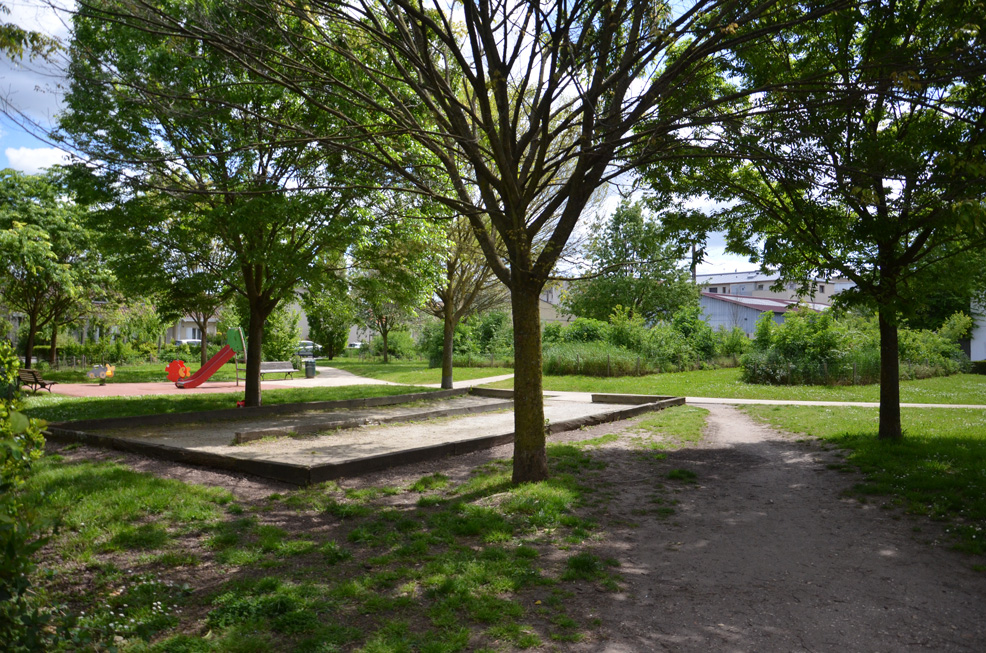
[743,405,986,555]
[483,368,986,405]
[318,357,513,385]
[22,384,438,423]
[630,405,708,450]
[25,425,680,651]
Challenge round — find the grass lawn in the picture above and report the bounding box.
[20,419,695,651]
[39,361,245,384]
[743,405,986,556]
[319,357,513,386]
[22,385,438,423]
[484,367,986,405]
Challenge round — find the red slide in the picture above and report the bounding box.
[176,345,236,389]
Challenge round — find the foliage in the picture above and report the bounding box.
[59,3,383,406]
[543,342,656,377]
[303,286,352,360]
[370,331,417,361]
[0,342,55,651]
[260,305,301,362]
[742,311,970,385]
[0,169,114,368]
[563,201,699,323]
[649,1,986,439]
[560,318,611,345]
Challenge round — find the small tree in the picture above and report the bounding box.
[563,201,698,324]
[424,216,508,388]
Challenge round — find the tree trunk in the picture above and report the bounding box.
[200,337,209,367]
[381,324,389,364]
[511,283,549,483]
[24,312,38,369]
[441,308,455,389]
[49,325,59,366]
[244,305,265,407]
[878,307,902,442]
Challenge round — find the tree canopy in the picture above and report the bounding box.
[646,0,986,440]
[562,201,698,324]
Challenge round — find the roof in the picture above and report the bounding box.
[695,270,849,286]
[695,270,778,285]
[700,292,830,313]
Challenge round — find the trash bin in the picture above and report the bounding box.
[304,359,317,379]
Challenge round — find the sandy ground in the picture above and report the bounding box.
[54,403,986,651]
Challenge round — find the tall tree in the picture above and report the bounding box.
[648,0,986,441]
[79,0,846,481]
[563,201,698,323]
[0,168,112,368]
[59,1,381,405]
[424,216,509,389]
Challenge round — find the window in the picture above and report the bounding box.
[709,287,717,293]
[757,284,764,290]
[819,285,826,293]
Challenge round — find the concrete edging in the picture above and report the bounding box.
[45,393,686,485]
[590,393,680,405]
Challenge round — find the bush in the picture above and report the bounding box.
[560,317,610,344]
[0,342,55,651]
[262,305,301,362]
[642,323,696,371]
[418,320,477,367]
[741,310,969,385]
[606,306,647,353]
[371,330,417,360]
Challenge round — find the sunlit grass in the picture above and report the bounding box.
[319,357,513,385]
[484,368,986,405]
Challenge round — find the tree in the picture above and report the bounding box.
[78,0,846,481]
[59,2,381,406]
[0,169,112,368]
[648,0,986,441]
[563,201,698,323]
[351,219,445,364]
[303,276,354,361]
[424,216,509,389]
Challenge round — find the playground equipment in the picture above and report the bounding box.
[87,364,116,385]
[165,360,190,383]
[172,328,246,389]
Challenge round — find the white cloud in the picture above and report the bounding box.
[5,146,67,173]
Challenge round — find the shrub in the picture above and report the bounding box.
[542,322,563,344]
[715,326,751,359]
[262,305,301,362]
[742,310,969,385]
[560,317,610,344]
[642,323,696,372]
[606,306,647,353]
[0,342,55,651]
[418,320,477,367]
[371,330,417,360]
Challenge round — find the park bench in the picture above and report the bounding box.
[259,361,296,380]
[18,369,57,393]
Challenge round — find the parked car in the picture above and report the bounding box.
[174,339,202,348]
[347,342,362,349]
[297,340,321,357]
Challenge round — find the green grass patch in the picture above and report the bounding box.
[318,357,512,385]
[743,405,986,555]
[631,405,708,450]
[23,384,438,423]
[483,368,986,405]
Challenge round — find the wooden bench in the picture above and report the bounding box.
[259,361,296,380]
[18,369,57,393]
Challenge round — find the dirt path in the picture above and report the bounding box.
[580,404,985,652]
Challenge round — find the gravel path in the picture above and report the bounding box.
[580,403,986,652]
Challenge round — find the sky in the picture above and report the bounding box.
[0,0,754,275]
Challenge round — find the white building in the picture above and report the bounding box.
[971,300,986,362]
[700,292,832,336]
[694,270,854,303]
